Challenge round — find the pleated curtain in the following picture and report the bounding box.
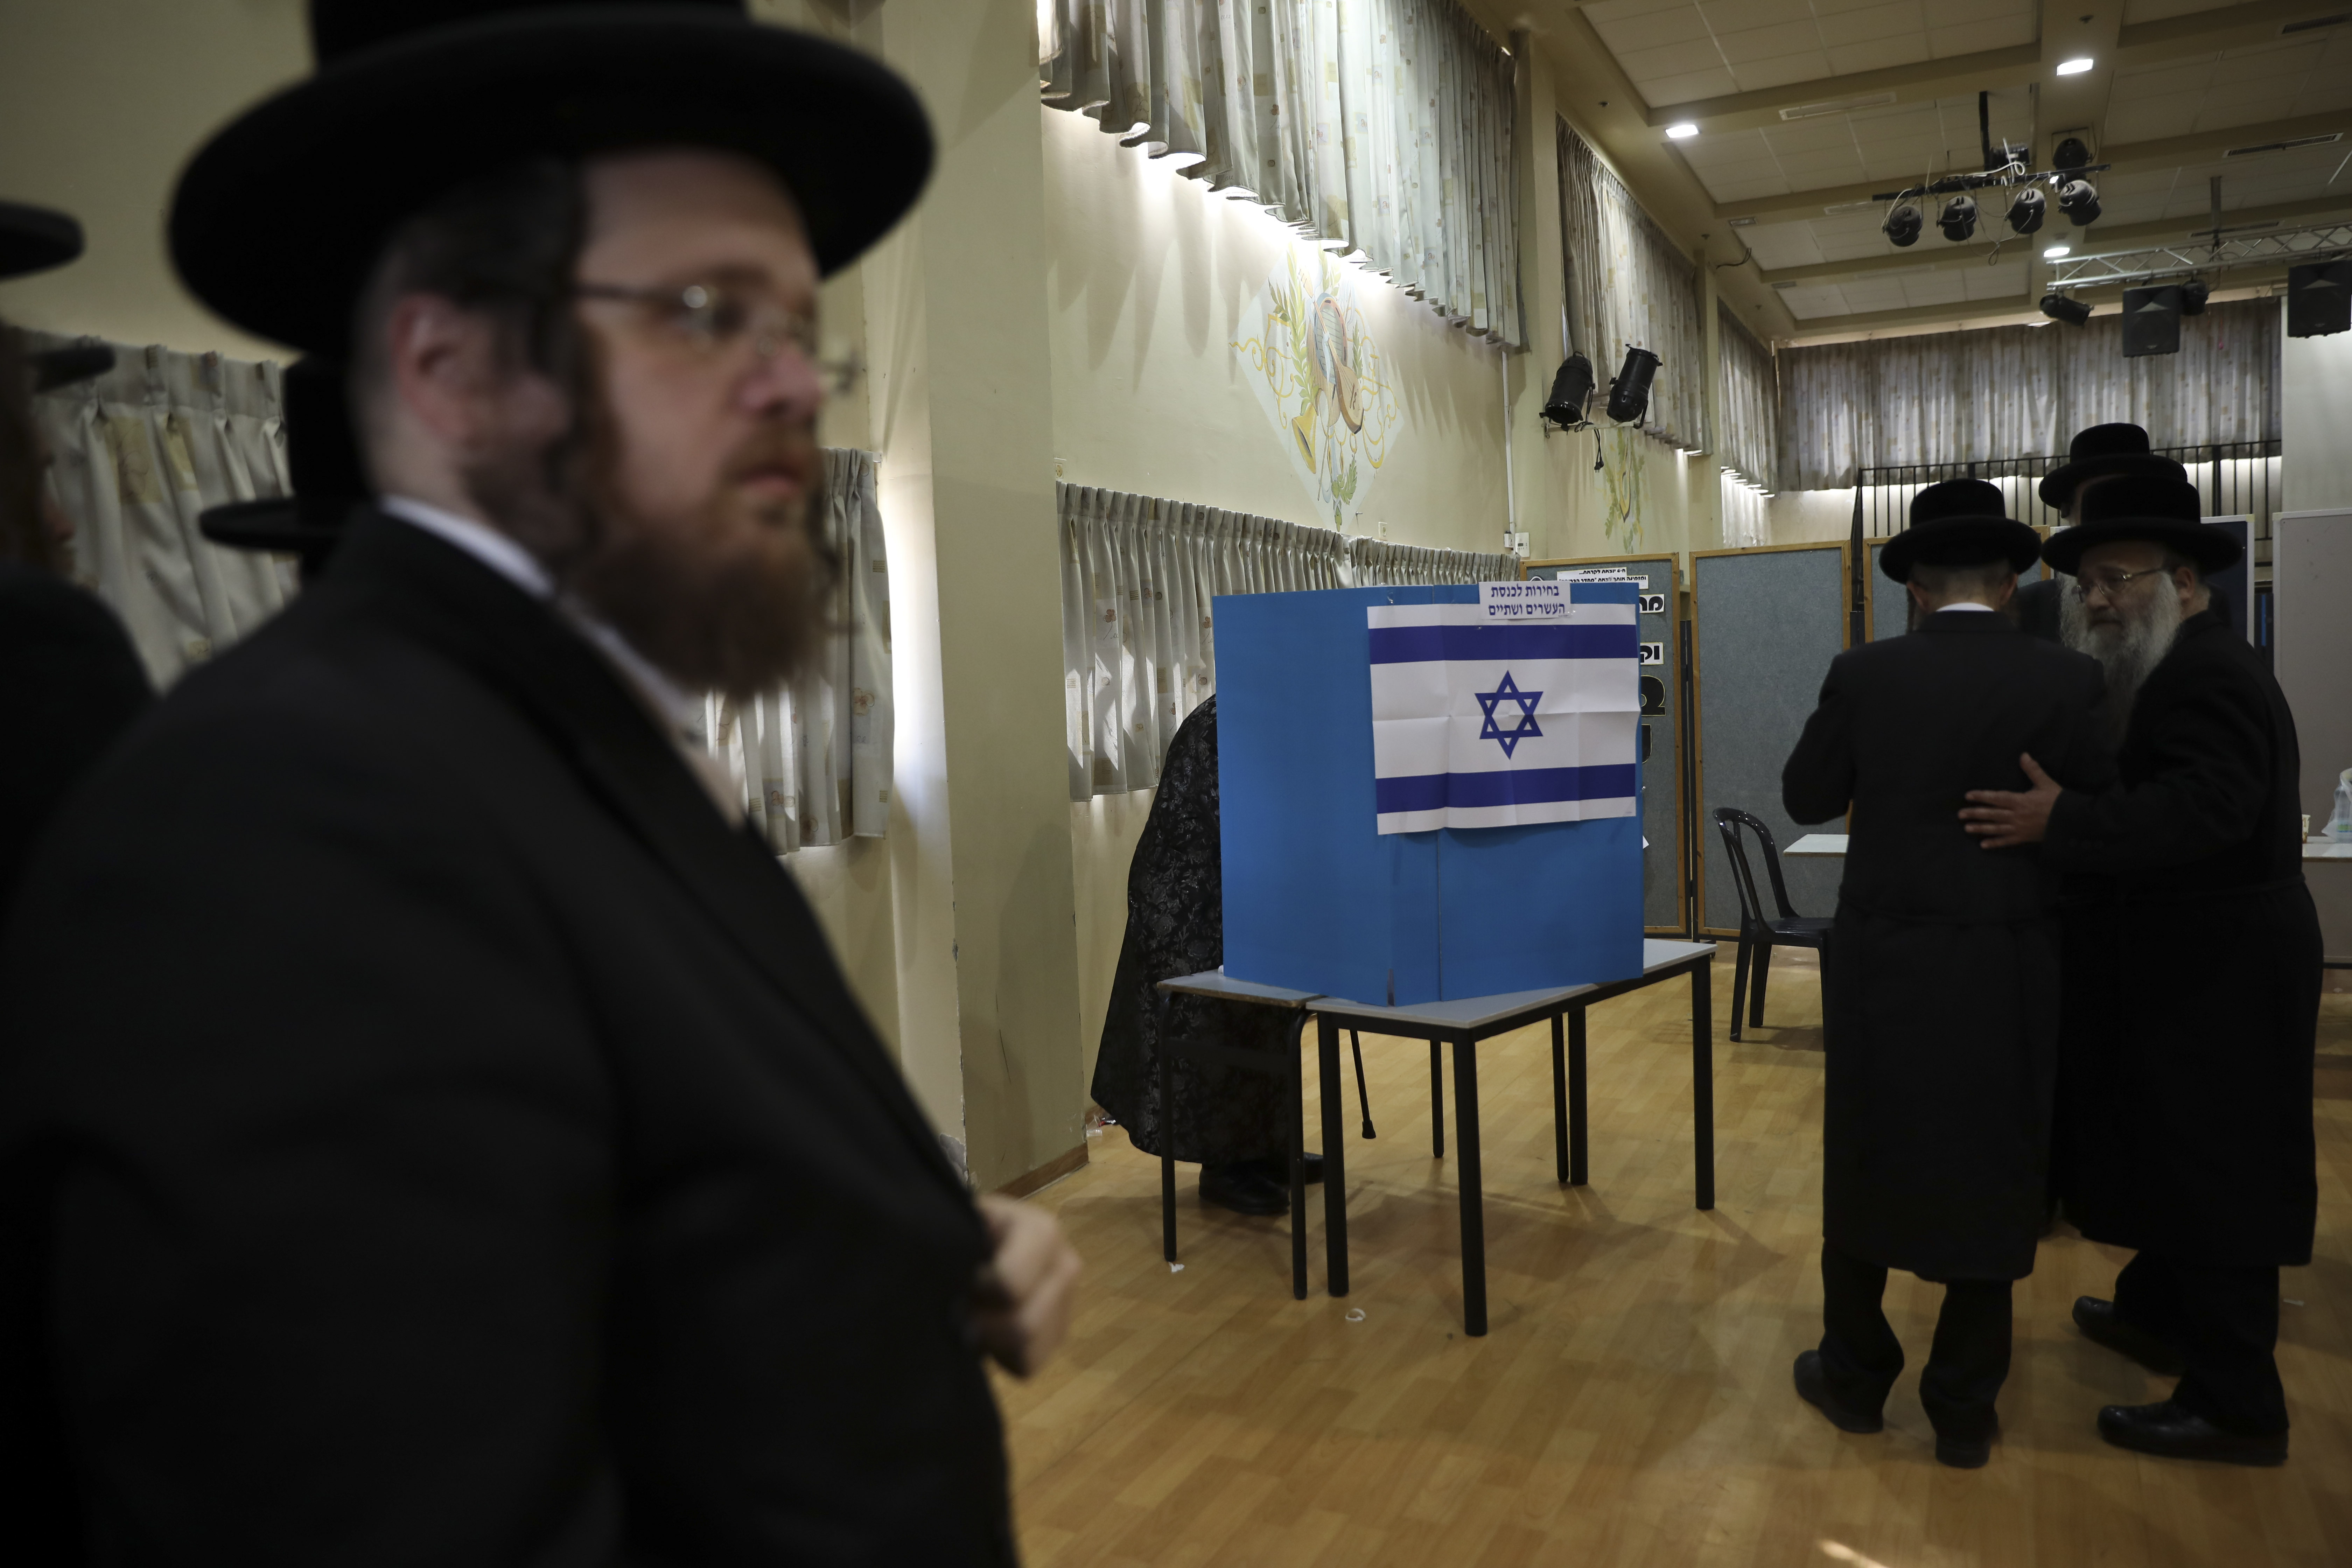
[704,448,893,850]
[1716,301,1779,492]
[1041,0,1521,343]
[1775,298,2281,492]
[28,330,297,689]
[1059,480,1515,798]
[1555,120,1706,451]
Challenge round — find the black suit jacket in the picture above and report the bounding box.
[0,515,1013,1565]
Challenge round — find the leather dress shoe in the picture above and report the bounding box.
[1934,1417,1997,1470]
[1199,1162,1290,1216]
[2073,1296,2188,1376]
[1793,1350,1883,1434]
[2096,1401,2288,1466]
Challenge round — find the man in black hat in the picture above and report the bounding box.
[0,4,1075,1562]
[1782,479,2107,1468]
[1961,475,2320,1465]
[2015,424,2187,643]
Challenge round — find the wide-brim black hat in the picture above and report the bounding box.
[1879,478,2042,581]
[199,357,367,566]
[170,1,934,355]
[0,201,83,279]
[2037,423,2188,509]
[2040,474,2240,574]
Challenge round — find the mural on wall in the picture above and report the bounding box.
[1232,250,1401,530]
[1600,425,1649,548]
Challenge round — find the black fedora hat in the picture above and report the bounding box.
[170,0,933,355]
[2040,474,2240,575]
[1879,478,2042,582]
[0,201,82,280]
[2036,423,2188,509]
[200,358,367,575]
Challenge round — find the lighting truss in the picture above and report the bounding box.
[2047,222,2352,289]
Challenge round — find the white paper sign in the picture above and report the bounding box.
[1478,580,1573,621]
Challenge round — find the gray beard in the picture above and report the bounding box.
[2072,580,2184,739]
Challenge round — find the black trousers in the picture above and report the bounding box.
[2112,1252,2287,1435]
[1819,1245,2012,1441]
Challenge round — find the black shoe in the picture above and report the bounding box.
[1199,1163,1289,1216]
[2096,1401,2288,1466]
[1933,1419,1996,1469]
[2072,1296,2188,1376]
[1793,1350,1883,1435]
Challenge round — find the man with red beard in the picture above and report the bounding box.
[0,3,1075,1562]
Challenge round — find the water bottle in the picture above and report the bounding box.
[2330,769,2352,842]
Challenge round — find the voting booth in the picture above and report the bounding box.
[1216,581,1645,1006]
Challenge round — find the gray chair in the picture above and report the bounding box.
[1713,807,1832,1042]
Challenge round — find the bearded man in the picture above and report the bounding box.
[0,2,1075,1561]
[1961,475,2320,1466]
[2014,424,2187,645]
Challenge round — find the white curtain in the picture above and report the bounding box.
[1041,0,1521,343]
[704,448,892,851]
[29,330,297,689]
[1717,301,1778,492]
[1556,119,1706,451]
[1776,298,2281,491]
[1059,480,1514,798]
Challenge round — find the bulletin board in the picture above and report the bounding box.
[1691,541,1850,937]
[1523,552,1686,934]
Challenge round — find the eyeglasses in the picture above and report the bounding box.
[2070,565,2174,601]
[573,279,862,395]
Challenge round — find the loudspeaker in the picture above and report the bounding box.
[2287,260,2352,338]
[2121,285,2182,358]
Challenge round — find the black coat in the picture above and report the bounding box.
[0,565,151,922]
[0,514,1014,1565]
[2043,608,2322,1268]
[2014,575,2062,644]
[1783,610,2109,1280]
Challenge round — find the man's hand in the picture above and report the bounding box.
[971,1194,1081,1379]
[1960,752,2062,849]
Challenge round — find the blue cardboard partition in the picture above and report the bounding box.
[1217,584,1643,1006]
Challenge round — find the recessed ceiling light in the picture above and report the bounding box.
[2056,57,2094,75]
[2044,244,2071,258]
[1666,122,1699,139]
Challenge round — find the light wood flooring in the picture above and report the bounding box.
[995,958,2352,1567]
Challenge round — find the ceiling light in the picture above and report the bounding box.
[2181,279,2212,315]
[1665,122,1699,139]
[1606,347,1662,425]
[1938,194,1979,242]
[2040,289,2093,326]
[2005,186,2046,236]
[2056,57,2094,75]
[2058,178,2102,226]
[2043,243,2071,259]
[1884,202,1924,247]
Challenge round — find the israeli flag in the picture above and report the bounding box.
[1368,582,1639,834]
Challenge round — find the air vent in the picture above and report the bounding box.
[2223,132,2343,158]
[2280,12,2349,34]
[1728,216,1757,228]
[1779,91,1897,122]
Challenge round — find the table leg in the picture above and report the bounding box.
[1429,1040,1445,1159]
[1569,1005,1589,1187]
[1550,1013,1568,1185]
[1692,960,1715,1212]
[1319,1013,1349,1298]
[1287,1012,1308,1301]
[1453,1035,1486,1336]
[1157,991,1178,1263]
[1351,1031,1376,1139]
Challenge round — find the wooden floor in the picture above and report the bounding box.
[995,959,2352,1567]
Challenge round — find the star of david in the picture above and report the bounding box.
[1476,672,1543,758]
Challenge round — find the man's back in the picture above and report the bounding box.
[1784,611,2108,922]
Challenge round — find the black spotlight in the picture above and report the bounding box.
[1884,202,1923,247]
[1605,346,1661,424]
[2040,288,2092,326]
[2180,278,2211,316]
[2004,185,2045,236]
[1542,352,1595,428]
[2058,178,2101,226]
[1938,194,1979,241]
[2053,136,2092,171]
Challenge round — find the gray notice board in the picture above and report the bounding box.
[1524,553,1684,932]
[1693,542,1849,935]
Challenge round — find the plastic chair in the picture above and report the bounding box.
[1712,807,1833,1041]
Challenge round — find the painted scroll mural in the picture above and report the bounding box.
[1232,251,1400,531]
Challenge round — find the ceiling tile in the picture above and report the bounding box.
[1697,0,1819,31]
[1775,145,1870,177]
[2122,0,2247,22]
[2295,77,2352,113]
[1582,0,1696,22]
[1765,117,1862,152]
[1779,285,1850,320]
[1732,50,1839,90]
[1617,37,1728,82]
[1743,222,1825,266]
[1929,16,2032,56]
[1692,155,1789,183]
[1826,35,1927,73]
[1814,1,1924,48]
[1933,0,2037,24]
[2102,108,2179,144]
[1713,19,1823,62]
[1638,65,1742,104]
[1586,6,1715,54]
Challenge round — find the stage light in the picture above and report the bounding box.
[1938,194,1979,241]
[1542,352,1595,428]
[2056,57,2093,75]
[2058,178,2101,225]
[2005,186,2046,235]
[1884,202,1923,246]
[1605,346,1661,424]
[2040,289,2092,326]
[2043,243,2071,259]
[2180,279,2211,315]
[1665,122,1698,139]
[2053,137,2092,171]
